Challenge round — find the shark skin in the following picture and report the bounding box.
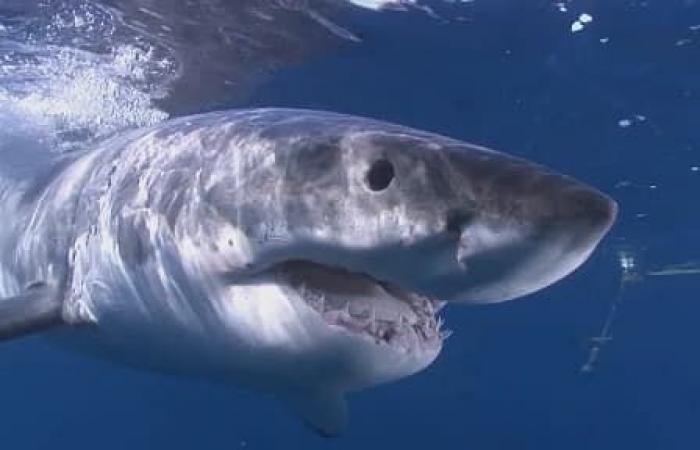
[0,108,617,435]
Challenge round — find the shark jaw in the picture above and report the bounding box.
[211,259,448,436]
[271,260,447,353]
[212,255,447,388]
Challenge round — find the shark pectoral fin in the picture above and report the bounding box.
[285,388,348,437]
[0,283,63,341]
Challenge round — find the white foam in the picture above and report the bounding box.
[346,0,415,10]
[7,45,168,144]
[0,2,173,152]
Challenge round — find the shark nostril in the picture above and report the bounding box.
[445,209,473,235]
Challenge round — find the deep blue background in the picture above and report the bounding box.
[2,1,699,449]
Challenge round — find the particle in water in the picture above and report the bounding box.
[618,115,647,128]
[619,251,636,271]
[571,21,584,33]
[618,119,632,128]
[579,13,593,24]
[571,13,593,33]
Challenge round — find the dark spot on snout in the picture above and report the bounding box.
[366,159,395,191]
[564,187,618,227]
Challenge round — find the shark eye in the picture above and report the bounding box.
[366,159,395,191]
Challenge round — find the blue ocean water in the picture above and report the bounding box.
[0,1,699,449]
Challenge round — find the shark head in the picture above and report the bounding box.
[156,109,616,434]
[200,109,617,301]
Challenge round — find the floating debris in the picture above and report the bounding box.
[571,13,593,33]
[618,114,646,128]
[647,262,700,277]
[618,119,633,128]
[582,254,700,374]
[581,248,641,374]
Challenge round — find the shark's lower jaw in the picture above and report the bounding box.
[273,260,447,352]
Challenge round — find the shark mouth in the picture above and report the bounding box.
[273,260,448,351]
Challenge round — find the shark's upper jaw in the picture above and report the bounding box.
[270,260,446,353]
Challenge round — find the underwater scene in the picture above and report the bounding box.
[0,1,698,449]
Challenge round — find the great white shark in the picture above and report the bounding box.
[0,108,617,435]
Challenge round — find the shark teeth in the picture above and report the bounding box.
[298,284,447,350]
[277,260,448,351]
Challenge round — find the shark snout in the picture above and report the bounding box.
[558,185,618,236]
[434,154,618,304]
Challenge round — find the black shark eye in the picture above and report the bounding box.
[366,159,395,191]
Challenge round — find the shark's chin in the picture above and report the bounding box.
[270,260,447,354]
